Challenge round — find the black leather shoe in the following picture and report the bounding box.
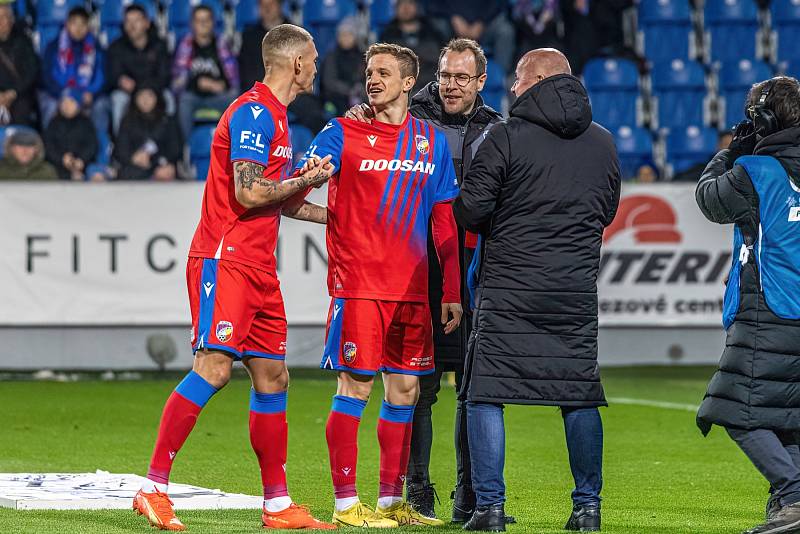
[451,486,477,524]
[463,503,506,532]
[407,482,439,518]
[744,502,800,534]
[565,504,601,532]
[766,493,781,521]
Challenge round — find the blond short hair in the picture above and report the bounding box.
[365,43,419,79]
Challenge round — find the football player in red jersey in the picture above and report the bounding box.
[132,24,335,531]
[295,43,462,528]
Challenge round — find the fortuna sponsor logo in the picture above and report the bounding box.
[272,145,293,159]
[359,159,436,174]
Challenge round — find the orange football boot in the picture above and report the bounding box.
[262,503,337,530]
[133,489,187,531]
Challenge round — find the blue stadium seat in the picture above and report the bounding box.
[614,125,655,180]
[481,60,505,112]
[704,0,760,63]
[35,0,85,28]
[15,0,27,20]
[190,125,216,181]
[772,0,800,62]
[638,0,693,61]
[235,0,261,31]
[167,0,224,38]
[785,59,800,79]
[582,58,639,128]
[719,59,773,129]
[99,0,157,27]
[666,125,718,174]
[303,0,358,56]
[290,124,314,165]
[370,0,395,34]
[651,59,707,129]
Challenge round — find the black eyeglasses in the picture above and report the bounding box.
[437,72,479,87]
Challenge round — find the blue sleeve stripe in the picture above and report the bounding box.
[175,370,218,408]
[294,119,344,175]
[379,401,415,423]
[331,395,368,419]
[250,389,287,414]
[229,103,275,165]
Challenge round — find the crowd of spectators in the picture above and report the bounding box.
[0,0,635,182]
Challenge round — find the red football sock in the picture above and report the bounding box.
[377,402,415,498]
[147,371,217,484]
[249,390,289,499]
[326,395,367,499]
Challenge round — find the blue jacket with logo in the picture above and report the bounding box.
[696,126,800,434]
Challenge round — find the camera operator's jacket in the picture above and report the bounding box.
[696,126,800,434]
[453,74,621,406]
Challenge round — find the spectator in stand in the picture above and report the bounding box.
[112,85,182,181]
[0,4,38,127]
[589,0,634,55]
[561,0,595,75]
[673,131,733,182]
[512,0,563,65]
[41,7,109,135]
[43,91,98,181]
[172,5,239,140]
[238,0,288,87]
[320,17,365,115]
[379,0,446,88]
[107,4,172,136]
[427,0,515,73]
[0,128,57,180]
[635,163,658,183]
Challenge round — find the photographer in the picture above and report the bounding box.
[696,76,800,534]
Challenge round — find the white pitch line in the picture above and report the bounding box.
[608,397,699,412]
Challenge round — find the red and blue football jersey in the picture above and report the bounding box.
[189,82,293,273]
[296,114,459,302]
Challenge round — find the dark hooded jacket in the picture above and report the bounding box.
[696,127,800,434]
[453,74,621,405]
[410,82,502,370]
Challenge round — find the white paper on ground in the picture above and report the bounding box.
[0,471,262,510]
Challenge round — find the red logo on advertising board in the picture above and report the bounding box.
[603,195,682,244]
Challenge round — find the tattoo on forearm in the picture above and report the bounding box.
[234,161,270,191]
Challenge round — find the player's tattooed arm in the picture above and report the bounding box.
[233,155,333,209]
[282,198,328,224]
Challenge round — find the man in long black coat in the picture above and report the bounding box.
[453,48,620,532]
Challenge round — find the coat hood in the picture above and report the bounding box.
[509,74,592,139]
[754,126,800,186]
[410,81,502,125]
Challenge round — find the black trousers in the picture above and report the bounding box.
[727,427,800,506]
[407,366,470,489]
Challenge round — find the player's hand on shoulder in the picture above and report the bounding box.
[344,103,374,124]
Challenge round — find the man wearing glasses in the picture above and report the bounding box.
[349,37,503,524]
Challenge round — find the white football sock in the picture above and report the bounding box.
[377,496,402,509]
[335,496,360,512]
[140,478,168,494]
[265,495,292,512]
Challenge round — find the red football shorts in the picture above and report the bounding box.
[187,257,287,360]
[321,298,434,375]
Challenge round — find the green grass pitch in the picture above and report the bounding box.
[0,367,769,533]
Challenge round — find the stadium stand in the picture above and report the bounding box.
[666,124,718,175]
[482,59,506,114]
[98,0,158,46]
[189,124,215,181]
[34,0,85,51]
[583,58,640,129]
[302,0,358,56]
[771,0,800,65]
[234,0,263,32]
[719,59,773,130]
[651,59,708,130]
[166,0,225,39]
[614,125,655,181]
[637,0,694,62]
[703,0,760,64]
[369,0,395,35]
